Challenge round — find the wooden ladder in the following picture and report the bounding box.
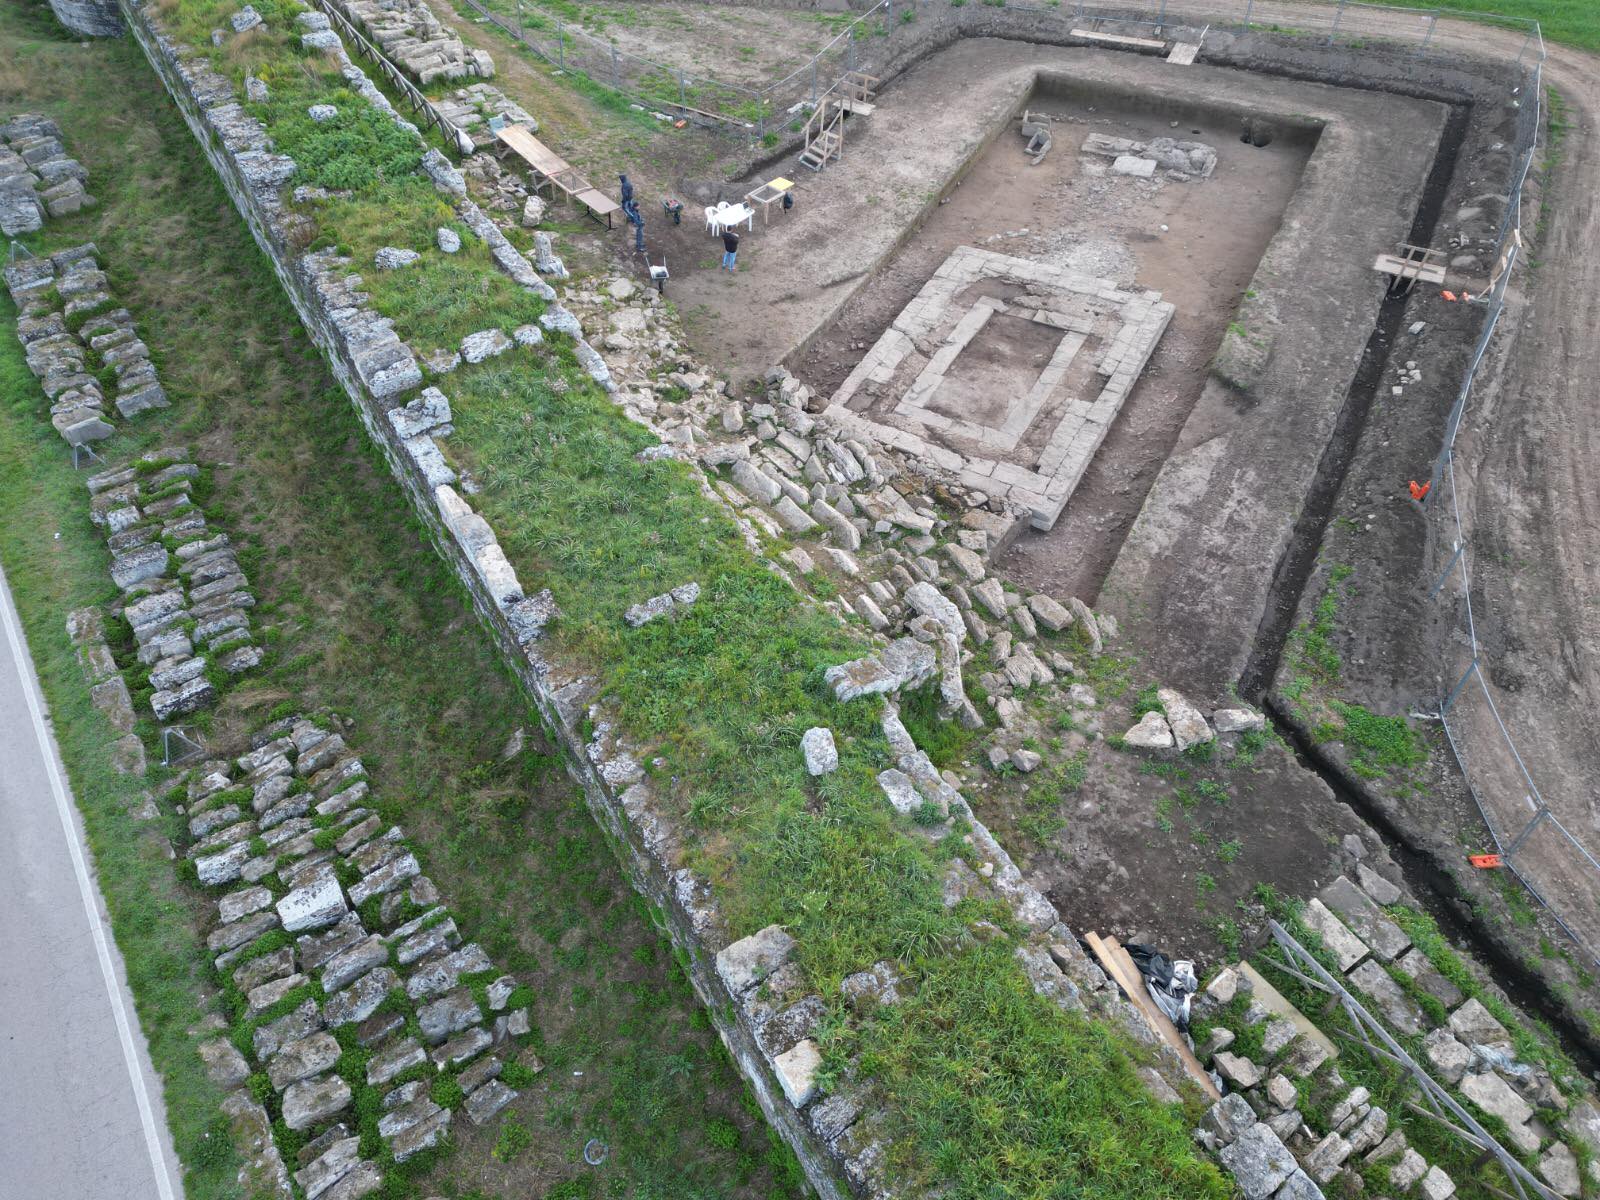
[798,93,845,171]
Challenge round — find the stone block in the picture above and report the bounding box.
[1218,1123,1296,1200]
[1300,899,1368,972]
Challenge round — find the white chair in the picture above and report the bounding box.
[704,205,719,233]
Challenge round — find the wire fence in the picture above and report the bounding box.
[1410,59,1600,970]
[452,0,1546,139]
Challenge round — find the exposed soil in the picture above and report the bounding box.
[791,86,1313,600]
[560,1,848,88]
[982,731,1372,962]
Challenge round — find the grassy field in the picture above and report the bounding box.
[1441,0,1600,52]
[0,4,797,1198]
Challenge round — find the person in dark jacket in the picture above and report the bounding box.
[721,227,739,271]
[619,174,634,206]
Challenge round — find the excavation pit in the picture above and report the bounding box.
[825,245,1175,528]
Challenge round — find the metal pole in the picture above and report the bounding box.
[557,18,564,68]
[611,44,620,90]
[1516,28,1531,63]
[1428,543,1465,600]
[514,0,521,40]
[679,71,686,107]
[1420,12,1436,52]
[1441,658,1478,715]
[848,29,857,74]
[811,61,818,105]
[1243,0,1253,29]
[1158,0,1168,27]
[1503,808,1548,860]
[1329,0,1345,43]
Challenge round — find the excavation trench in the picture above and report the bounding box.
[1266,700,1600,1075]
[1237,99,1472,701]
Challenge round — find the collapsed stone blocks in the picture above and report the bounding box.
[186,714,534,1195]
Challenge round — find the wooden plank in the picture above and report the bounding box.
[1235,962,1338,1064]
[495,126,572,180]
[1373,254,1447,284]
[1085,932,1222,1102]
[1071,28,1169,50]
[1167,42,1200,65]
[576,189,619,215]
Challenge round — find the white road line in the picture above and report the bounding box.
[0,560,180,1200]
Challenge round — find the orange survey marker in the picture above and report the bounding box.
[1409,480,1431,501]
[1469,853,1504,869]
[1441,290,1458,301]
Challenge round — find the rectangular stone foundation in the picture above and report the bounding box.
[825,246,1171,529]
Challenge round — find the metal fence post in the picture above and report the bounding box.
[1329,0,1345,43]
[557,18,564,68]
[811,61,818,105]
[1441,658,1478,715]
[1503,808,1548,861]
[611,43,620,90]
[679,71,686,107]
[1243,0,1253,29]
[1516,27,1532,63]
[1428,543,1465,600]
[1419,11,1436,52]
[848,29,857,74]
[1158,0,1168,27]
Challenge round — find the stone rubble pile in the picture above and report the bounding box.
[1120,688,1265,752]
[432,83,535,138]
[1082,131,1218,181]
[85,449,263,721]
[342,0,493,85]
[0,112,94,235]
[1194,861,1590,1200]
[183,714,535,1199]
[3,243,170,448]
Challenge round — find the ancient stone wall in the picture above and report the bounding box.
[47,0,124,37]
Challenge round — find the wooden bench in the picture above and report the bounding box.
[494,125,619,228]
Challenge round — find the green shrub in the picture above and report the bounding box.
[491,1116,532,1162]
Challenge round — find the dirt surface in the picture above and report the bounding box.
[979,727,1372,962]
[559,1,847,88]
[794,85,1312,594]
[1257,14,1600,1041]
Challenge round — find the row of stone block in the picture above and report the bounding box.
[86,451,262,720]
[3,243,168,449]
[188,715,533,1199]
[0,112,94,236]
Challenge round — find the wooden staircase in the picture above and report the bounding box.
[798,71,879,172]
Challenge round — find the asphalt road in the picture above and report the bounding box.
[0,557,184,1200]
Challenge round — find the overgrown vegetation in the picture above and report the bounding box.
[1279,564,1429,790]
